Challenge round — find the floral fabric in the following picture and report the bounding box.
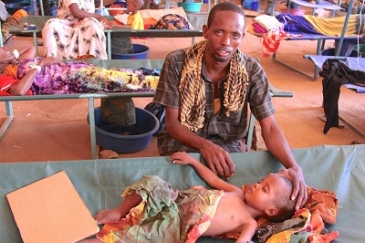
[97,175,224,243]
[42,0,108,59]
[16,58,160,95]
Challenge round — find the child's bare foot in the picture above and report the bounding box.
[94,209,122,224]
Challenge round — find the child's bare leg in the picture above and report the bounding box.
[95,193,142,224]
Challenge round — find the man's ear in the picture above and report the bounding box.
[265,207,278,216]
[202,24,209,39]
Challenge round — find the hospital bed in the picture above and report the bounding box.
[272,32,363,79]
[0,144,364,242]
[0,59,293,160]
[267,0,343,16]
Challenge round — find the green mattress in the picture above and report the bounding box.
[0,144,364,242]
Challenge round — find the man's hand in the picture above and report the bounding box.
[279,167,308,210]
[199,141,235,179]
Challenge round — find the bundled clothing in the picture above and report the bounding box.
[249,13,365,57]
[276,13,365,36]
[319,58,365,134]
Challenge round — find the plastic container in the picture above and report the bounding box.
[321,48,359,57]
[87,107,159,153]
[353,44,365,57]
[112,44,149,60]
[177,2,203,13]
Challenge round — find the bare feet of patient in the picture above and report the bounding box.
[94,209,122,224]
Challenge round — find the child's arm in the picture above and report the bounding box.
[235,219,257,243]
[170,151,241,193]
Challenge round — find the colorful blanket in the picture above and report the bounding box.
[255,187,339,243]
[96,175,224,243]
[15,58,160,95]
[276,13,365,36]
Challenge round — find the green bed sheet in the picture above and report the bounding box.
[0,144,364,242]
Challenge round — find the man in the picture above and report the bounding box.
[153,2,307,210]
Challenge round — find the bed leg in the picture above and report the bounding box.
[0,101,14,140]
[88,98,98,160]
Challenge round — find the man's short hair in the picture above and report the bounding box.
[207,2,246,29]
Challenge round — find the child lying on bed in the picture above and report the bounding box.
[0,47,160,96]
[78,151,296,243]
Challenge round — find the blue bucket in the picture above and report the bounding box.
[177,2,203,13]
[112,44,149,60]
[87,107,159,153]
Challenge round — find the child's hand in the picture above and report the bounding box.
[170,151,194,165]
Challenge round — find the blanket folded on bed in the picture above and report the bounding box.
[276,13,365,36]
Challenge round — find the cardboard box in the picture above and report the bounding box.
[7,171,99,243]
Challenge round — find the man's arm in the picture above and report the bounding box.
[165,107,235,179]
[170,151,240,193]
[68,3,107,22]
[259,115,307,209]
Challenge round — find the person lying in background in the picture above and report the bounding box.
[0,46,159,96]
[0,44,36,95]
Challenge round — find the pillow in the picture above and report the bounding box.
[138,7,194,29]
[149,14,190,30]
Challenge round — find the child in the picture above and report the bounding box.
[78,151,295,243]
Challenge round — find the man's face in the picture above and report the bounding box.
[203,11,245,63]
[243,173,289,211]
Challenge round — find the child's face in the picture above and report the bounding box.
[0,48,17,64]
[126,0,143,12]
[243,173,289,211]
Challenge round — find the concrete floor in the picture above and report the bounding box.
[0,2,364,162]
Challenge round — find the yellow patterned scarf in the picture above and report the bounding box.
[179,40,249,132]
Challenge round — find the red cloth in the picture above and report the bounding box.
[0,75,32,96]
